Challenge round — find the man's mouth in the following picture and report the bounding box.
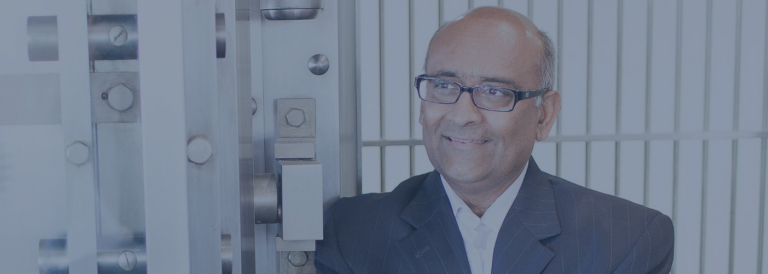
[444,136,488,144]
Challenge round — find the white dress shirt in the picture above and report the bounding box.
[440,162,528,274]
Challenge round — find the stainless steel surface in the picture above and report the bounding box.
[221,234,233,274]
[105,84,134,111]
[0,74,61,125]
[337,0,359,197]
[277,99,316,138]
[307,54,329,75]
[260,0,322,20]
[88,15,138,60]
[137,0,220,272]
[217,13,226,59]
[95,123,145,236]
[27,16,59,61]
[279,160,323,241]
[65,141,90,165]
[274,138,316,159]
[90,72,140,123]
[275,237,315,252]
[279,251,316,274]
[187,136,214,165]
[39,238,68,274]
[96,237,146,274]
[253,173,280,224]
[261,8,321,21]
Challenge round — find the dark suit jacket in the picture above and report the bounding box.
[315,158,674,273]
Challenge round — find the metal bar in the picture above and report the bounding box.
[760,1,768,271]
[585,0,593,189]
[615,0,624,197]
[527,0,533,19]
[137,0,192,272]
[555,0,563,177]
[439,0,444,25]
[380,147,386,193]
[379,0,386,192]
[671,1,683,271]
[409,0,415,178]
[643,0,653,206]
[699,1,713,272]
[469,0,474,10]
[729,1,743,273]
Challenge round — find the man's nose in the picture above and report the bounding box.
[445,92,484,126]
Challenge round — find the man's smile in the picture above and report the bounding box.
[442,135,490,145]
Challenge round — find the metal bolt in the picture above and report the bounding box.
[117,251,137,271]
[106,84,134,112]
[285,108,306,127]
[109,25,128,46]
[101,92,108,100]
[187,136,213,164]
[287,251,308,267]
[65,142,89,165]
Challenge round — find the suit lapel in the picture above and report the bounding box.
[491,158,560,274]
[397,171,472,274]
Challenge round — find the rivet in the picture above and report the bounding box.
[65,142,89,165]
[287,251,308,267]
[285,108,306,127]
[109,25,128,47]
[187,136,213,164]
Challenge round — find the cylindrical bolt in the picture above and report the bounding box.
[287,251,308,267]
[106,84,134,112]
[65,142,89,165]
[285,108,306,127]
[109,25,128,46]
[117,251,137,271]
[187,136,213,164]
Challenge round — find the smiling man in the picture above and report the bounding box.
[316,7,673,274]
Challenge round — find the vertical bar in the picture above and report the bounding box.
[761,2,768,270]
[701,1,713,272]
[137,0,190,272]
[729,1,743,272]
[379,0,386,193]
[528,0,534,19]
[672,0,683,270]
[643,0,654,206]
[59,2,98,272]
[585,0,593,189]
[380,147,386,193]
[615,0,624,197]
[555,0,563,177]
[409,0,415,177]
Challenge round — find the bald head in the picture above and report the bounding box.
[426,7,555,91]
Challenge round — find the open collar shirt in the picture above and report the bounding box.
[440,162,528,274]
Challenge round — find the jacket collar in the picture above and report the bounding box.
[397,158,560,274]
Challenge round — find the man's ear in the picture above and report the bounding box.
[536,90,561,141]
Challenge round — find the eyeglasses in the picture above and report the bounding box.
[414,74,549,112]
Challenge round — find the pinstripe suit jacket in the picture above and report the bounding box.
[315,158,674,274]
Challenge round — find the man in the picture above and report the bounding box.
[316,7,673,274]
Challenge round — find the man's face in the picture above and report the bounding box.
[420,17,543,188]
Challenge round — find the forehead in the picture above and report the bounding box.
[426,16,542,88]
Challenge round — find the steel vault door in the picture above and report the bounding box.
[0,0,355,273]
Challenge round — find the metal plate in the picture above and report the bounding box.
[90,72,140,123]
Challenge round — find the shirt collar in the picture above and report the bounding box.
[441,161,528,231]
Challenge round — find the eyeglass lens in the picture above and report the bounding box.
[418,78,516,111]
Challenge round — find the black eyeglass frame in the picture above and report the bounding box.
[414,74,550,112]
